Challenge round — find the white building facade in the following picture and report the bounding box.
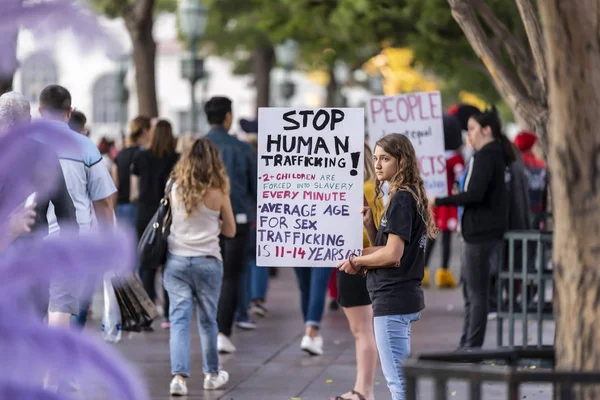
[14,13,374,143]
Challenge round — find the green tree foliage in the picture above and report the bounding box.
[260,0,402,70]
[199,0,276,74]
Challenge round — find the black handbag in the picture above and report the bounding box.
[137,180,173,269]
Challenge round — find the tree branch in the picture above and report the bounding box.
[515,0,547,95]
[470,0,531,64]
[447,0,544,125]
[468,0,540,98]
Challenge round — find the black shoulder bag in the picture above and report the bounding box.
[137,180,174,270]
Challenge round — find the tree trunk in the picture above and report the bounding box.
[127,19,158,118]
[325,67,337,107]
[539,1,600,398]
[252,46,275,116]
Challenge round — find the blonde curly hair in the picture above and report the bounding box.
[374,134,438,239]
[170,138,230,217]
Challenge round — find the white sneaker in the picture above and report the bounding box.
[203,370,229,390]
[236,320,257,330]
[169,376,188,396]
[300,335,323,356]
[217,334,237,354]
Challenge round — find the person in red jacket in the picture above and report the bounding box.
[513,131,548,229]
[424,113,464,288]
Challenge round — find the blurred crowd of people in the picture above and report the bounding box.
[0,80,549,400]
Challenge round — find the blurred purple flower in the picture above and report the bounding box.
[0,382,66,400]
[0,89,147,400]
[0,120,79,229]
[0,227,136,304]
[0,309,148,400]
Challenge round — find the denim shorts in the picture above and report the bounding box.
[48,277,79,315]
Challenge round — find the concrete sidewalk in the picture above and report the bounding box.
[83,234,554,399]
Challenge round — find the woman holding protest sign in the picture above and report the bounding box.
[164,138,236,395]
[333,143,382,400]
[337,133,437,400]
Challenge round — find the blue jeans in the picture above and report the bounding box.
[71,279,96,328]
[294,267,332,328]
[115,203,137,228]
[251,259,269,301]
[374,312,421,400]
[235,259,252,323]
[164,253,223,376]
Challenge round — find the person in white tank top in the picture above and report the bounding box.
[164,138,236,396]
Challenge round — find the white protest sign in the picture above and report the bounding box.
[257,108,364,267]
[367,91,448,198]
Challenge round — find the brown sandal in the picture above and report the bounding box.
[334,390,366,400]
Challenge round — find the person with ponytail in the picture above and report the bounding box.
[429,106,513,349]
[337,134,437,400]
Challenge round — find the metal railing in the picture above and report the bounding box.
[496,231,554,347]
[404,347,600,400]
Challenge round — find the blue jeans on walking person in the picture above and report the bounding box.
[235,259,252,323]
[164,253,223,377]
[115,203,137,228]
[373,312,421,400]
[294,267,332,328]
[236,257,270,322]
[71,279,96,328]
[250,259,269,301]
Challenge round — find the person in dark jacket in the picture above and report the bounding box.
[131,119,179,329]
[113,116,150,228]
[514,131,549,229]
[430,106,515,349]
[204,97,257,354]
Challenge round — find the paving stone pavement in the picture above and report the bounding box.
[80,234,555,399]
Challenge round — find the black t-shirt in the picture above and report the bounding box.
[131,149,179,216]
[114,146,140,204]
[366,189,427,317]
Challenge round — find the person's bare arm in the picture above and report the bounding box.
[8,203,36,240]
[93,196,115,227]
[0,203,36,252]
[130,175,139,203]
[111,164,119,204]
[362,206,377,246]
[220,194,236,238]
[337,235,404,274]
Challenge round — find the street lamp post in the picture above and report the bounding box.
[179,0,208,134]
[334,60,350,107]
[275,39,299,107]
[118,54,130,143]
